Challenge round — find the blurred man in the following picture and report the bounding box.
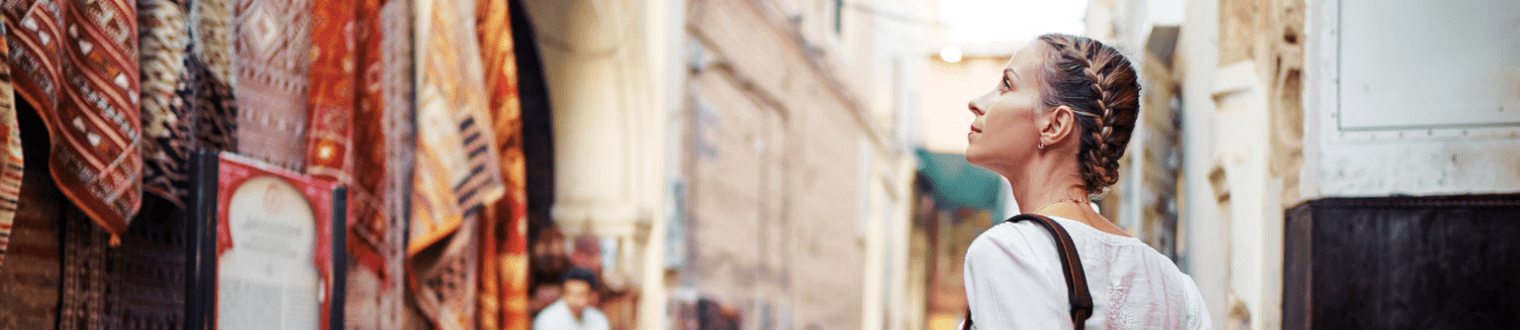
[532,267,608,330]
[569,233,602,275]
[529,225,570,316]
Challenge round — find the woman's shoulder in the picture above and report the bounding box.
[966,216,1212,329]
[966,219,1065,264]
[1038,217,1212,329]
[970,215,1144,254]
[965,216,1131,275]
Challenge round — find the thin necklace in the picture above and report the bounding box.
[1031,198,1088,215]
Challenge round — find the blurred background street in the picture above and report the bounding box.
[0,0,1516,329]
[508,0,1520,329]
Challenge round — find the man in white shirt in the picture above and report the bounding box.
[533,267,610,330]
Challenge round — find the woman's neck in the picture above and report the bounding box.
[1001,161,1088,214]
[1001,164,1131,237]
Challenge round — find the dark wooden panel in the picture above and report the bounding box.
[1285,195,1520,330]
[1283,203,1312,330]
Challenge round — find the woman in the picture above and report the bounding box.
[962,33,1210,329]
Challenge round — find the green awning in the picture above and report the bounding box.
[915,148,1005,219]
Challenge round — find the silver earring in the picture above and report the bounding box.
[1037,141,1045,149]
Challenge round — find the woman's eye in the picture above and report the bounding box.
[1001,78,1013,90]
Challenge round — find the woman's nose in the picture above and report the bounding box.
[967,99,984,116]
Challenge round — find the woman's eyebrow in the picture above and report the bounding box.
[1004,68,1021,84]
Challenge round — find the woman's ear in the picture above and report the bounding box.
[1040,105,1078,147]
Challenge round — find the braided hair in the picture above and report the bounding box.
[1035,34,1141,194]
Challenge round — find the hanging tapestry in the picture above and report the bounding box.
[476,0,529,327]
[58,198,186,329]
[4,0,143,236]
[181,59,239,160]
[182,0,240,168]
[304,0,355,183]
[139,0,239,206]
[233,0,311,171]
[409,215,480,330]
[138,0,190,206]
[345,0,413,328]
[190,0,233,83]
[0,111,56,327]
[185,0,240,155]
[409,0,504,255]
[0,17,22,269]
[183,0,240,156]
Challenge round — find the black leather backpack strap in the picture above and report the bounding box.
[962,214,1094,330]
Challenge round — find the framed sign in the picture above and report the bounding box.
[187,151,346,330]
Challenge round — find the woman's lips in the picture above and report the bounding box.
[969,125,983,133]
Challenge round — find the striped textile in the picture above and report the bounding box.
[4,0,143,236]
[349,0,387,286]
[476,0,529,327]
[409,0,504,255]
[58,198,186,329]
[349,0,411,276]
[0,17,22,268]
[378,0,415,263]
[344,0,412,328]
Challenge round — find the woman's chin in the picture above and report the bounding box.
[964,149,1016,174]
[964,149,990,167]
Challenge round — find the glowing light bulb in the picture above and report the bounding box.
[940,46,963,63]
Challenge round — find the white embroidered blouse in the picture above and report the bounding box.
[963,216,1212,329]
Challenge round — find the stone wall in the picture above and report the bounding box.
[682,0,876,328]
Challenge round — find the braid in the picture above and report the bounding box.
[1036,34,1141,193]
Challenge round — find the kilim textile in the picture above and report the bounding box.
[4,0,143,236]
[410,215,480,330]
[184,0,238,152]
[181,57,239,164]
[186,0,238,153]
[233,0,311,171]
[140,0,239,206]
[189,0,233,83]
[0,113,62,328]
[409,0,504,255]
[137,0,189,205]
[345,0,412,328]
[58,208,110,329]
[306,11,358,328]
[476,0,529,328]
[349,0,391,274]
[304,0,355,183]
[59,198,187,329]
[0,17,23,269]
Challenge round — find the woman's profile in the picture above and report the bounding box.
[961,33,1211,329]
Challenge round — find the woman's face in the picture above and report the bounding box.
[966,42,1046,172]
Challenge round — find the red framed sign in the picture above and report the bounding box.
[197,152,346,330]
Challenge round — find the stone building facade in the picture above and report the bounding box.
[678,1,922,329]
[519,0,926,329]
[1090,0,1520,329]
